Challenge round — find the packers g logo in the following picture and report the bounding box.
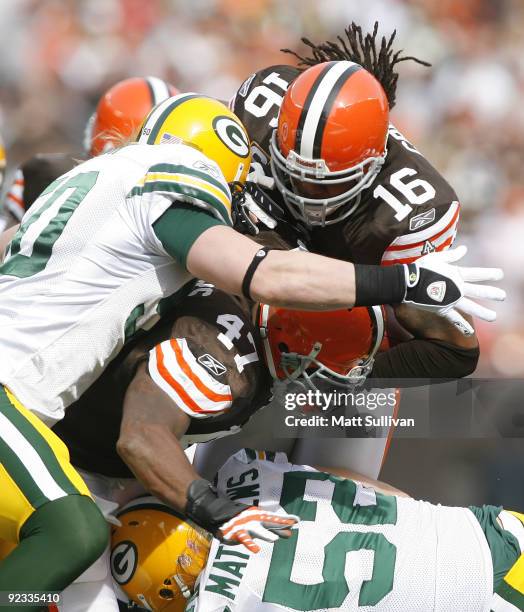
[110,541,138,585]
[213,116,250,158]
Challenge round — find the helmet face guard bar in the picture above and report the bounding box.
[280,345,375,398]
[269,130,386,227]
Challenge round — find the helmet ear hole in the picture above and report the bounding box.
[278,342,289,353]
[159,588,174,599]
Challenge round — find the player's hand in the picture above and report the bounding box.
[402,245,505,336]
[218,506,299,553]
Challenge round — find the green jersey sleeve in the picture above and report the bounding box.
[153,204,225,269]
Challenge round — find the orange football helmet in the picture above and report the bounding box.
[258,305,385,391]
[110,496,211,611]
[270,60,389,226]
[86,76,179,157]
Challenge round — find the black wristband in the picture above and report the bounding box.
[185,479,248,535]
[242,247,273,300]
[354,264,406,307]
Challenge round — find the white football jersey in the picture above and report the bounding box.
[0,143,232,423]
[191,450,494,612]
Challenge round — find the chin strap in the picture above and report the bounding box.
[172,573,192,599]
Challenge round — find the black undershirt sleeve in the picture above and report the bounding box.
[369,338,480,385]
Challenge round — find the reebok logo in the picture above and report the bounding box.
[193,159,220,178]
[427,281,446,303]
[198,354,227,376]
[410,208,436,231]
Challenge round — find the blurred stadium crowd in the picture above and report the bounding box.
[0,0,521,376]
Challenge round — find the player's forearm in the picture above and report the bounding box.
[117,422,198,511]
[250,250,358,309]
[370,339,480,382]
[393,303,478,349]
[367,304,480,381]
[188,226,405,310]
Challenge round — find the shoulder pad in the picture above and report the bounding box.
[148,338,232,418]
[232,65,300,160]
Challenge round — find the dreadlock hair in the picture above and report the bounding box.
[281,21,431,109]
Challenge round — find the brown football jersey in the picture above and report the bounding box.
[234,65,460,264]
[53,284,271,477]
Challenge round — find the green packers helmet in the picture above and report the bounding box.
[136,93,251,184]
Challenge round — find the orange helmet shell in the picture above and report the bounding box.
[88,76,179,156]
[277,61,389,171]
[259,305,385,385]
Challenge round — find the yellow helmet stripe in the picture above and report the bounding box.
[137,93,202,144]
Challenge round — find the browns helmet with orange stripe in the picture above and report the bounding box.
[85,76,179,157]
[269,60,389,227]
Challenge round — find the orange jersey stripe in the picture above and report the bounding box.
[170,339,232,403]
[155,345,208,413]
[385,206,459,252]
[382,236,455,265]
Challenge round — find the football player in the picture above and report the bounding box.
[49,281,382,611]
[231,22,483,375]
[211,22,491,482]
[0,93,500,597]
[0,76,178,230]
[112,448,524,612]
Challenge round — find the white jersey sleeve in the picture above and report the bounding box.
[192,450,493,612]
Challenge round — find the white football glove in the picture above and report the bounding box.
[402,245,505,336]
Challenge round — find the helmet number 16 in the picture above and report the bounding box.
[374,167,435,222]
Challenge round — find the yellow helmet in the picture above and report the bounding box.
[136,93,251,184]
[110,497,212,611]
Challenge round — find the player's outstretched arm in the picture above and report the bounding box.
[186,226,505,334]
[117,362,297,553]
